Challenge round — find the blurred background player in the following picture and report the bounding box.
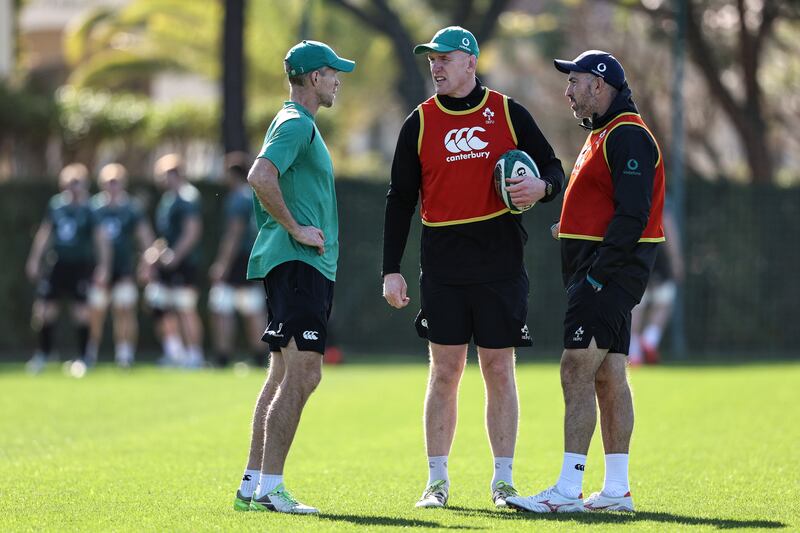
[629,202,684,365]
[142,154,204,368]
[86,163,155,367]
[208,152,266,367]
[25,163,110,373]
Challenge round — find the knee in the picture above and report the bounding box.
[430,361,464,390]
[481,356,514,389]
[288,359,321,397]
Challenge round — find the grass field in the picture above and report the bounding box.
[1,359,798,532]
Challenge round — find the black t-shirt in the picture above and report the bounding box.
[382,81,565,284]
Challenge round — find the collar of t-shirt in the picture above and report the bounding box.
[283,100,315,121]
[435,77,485,111]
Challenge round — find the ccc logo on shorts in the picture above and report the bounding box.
[302,331,319,340]
[444,127,488,153]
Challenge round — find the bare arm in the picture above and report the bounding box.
[167,215,202,266]
[26,221,53,282]
[247,157,325,255]
[135,220,155,252]
[93,226,112,285]
[209,218,245,282]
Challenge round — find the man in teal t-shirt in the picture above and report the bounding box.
[87,163,155,368]
[143,154,204,368]
[208,153,266,368]
[232,40,355,516]
[24,163,111,373]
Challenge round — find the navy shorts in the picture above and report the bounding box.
[36,260,93,302]
[415,272,532,349]
[157,261,197,287]
[563,278,640,355]
[225,253,251,287]
[261,261,334,354]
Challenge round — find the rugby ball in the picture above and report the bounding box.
[493,149,540,213]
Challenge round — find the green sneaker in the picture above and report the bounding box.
[492,480,519,508]
[249,483,319,514]
[234,490,252,511]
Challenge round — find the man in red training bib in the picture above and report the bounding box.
[381,26,565,509]
[507,51,665,514]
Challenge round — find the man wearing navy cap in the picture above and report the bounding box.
[233,40,355,515]
[382,26,565,509]
[507,51,665,513]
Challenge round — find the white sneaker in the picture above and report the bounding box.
[506,485,585,513]
[249,483,318,514]
[25,353,47,374]
[583,491,635,512]
[415,479,448,508]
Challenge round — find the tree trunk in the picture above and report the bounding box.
[222,0,248,154]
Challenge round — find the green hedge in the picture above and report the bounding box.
[0,178,796,360]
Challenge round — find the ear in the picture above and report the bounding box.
[468,55,478,72]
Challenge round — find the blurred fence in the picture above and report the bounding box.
[0,178,797,360]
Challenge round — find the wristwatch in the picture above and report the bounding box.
[543,179,553,198]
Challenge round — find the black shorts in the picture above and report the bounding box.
[563,278,640,354]
[415,272,532,349]
[111,263,134,284]
[261,261,334,354]
[157,261,197,287]
[36,260,93,302]
[225,253,250,287]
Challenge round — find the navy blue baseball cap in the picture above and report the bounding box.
[554,50,626,90]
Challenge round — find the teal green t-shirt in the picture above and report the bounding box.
[45,193,96,263]
[90,192,143,275]
[247,101,338,281]
[155,184,202,266]
[224,185,257,256]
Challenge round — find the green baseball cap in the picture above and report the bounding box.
[284,40,356,76]
[413,26,480,57]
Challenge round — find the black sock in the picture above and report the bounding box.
[39,322,54,355]
[76,325,89,359]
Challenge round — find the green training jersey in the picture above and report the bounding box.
[248,101,338,281]
[91,192,143,276]
[155,184,202,266]
[45,192,96,264]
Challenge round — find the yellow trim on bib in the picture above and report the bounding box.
[503,95,518,146]
[433,89,490,115]
[559,233,665,243]
[601,116,662,170]
[422,208,509,227]
[558,233,604,242]
[417,105,425,155]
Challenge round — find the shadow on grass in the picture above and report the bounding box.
[447,506,786,529]
[318,513,479,529]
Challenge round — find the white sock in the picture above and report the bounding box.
[427,456,449,488]
[239,469,259,498]
[163,334,184,361]
[255,474,283,498]
[492,457,514,489]
[603,453,630,497]
[186,345,204,364]
[84,341,99,363]
[115,342,134,364]
[642,325,662,348]
[555,452,586,498]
